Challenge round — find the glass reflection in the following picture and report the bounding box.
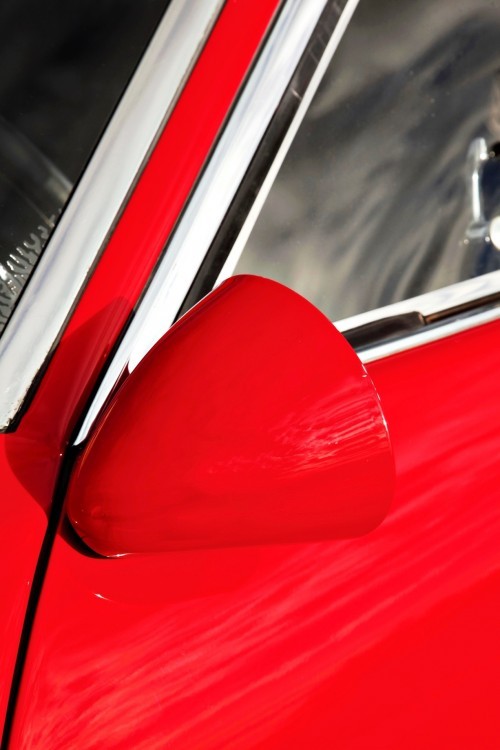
[236,0,500,320]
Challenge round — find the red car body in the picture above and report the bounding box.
[1,1,500,748]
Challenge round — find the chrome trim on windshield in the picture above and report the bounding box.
[0,0,224,431]
[76,0,362,444]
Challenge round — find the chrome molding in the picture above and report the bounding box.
[0,0,224,431]
[357,303,500,364]
[214,0,361,287]
[76,0,362,444]
[337,269,500,362]
[336,269,500,333]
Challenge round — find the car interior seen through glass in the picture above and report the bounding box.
[234,0,500,322]
[0,0,171,335]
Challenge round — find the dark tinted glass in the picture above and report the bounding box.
[0,0,171,333]
[235,0,500,321]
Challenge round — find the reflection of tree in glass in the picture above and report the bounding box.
[237,0,500,321]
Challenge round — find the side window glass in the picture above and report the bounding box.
[234,0,500,322]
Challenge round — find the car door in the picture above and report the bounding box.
[4,0,500,748]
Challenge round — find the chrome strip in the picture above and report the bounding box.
[358,304,500,364]
[76,0,362,444]
[336,270,500,333]
[215,0,360,284]
[0,0,224,431]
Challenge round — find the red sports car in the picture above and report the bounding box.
[1,0,499,747]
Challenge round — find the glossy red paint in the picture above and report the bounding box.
[67,276,393,555]
[0,0,280,739]
[8,319,500,748]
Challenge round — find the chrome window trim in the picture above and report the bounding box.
[337,270,500,334]
[339,269,500,362]
[357,304,500,364]
[0,0,224,431]
[75,0,362,444]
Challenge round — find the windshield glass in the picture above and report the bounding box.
[0,0,171,333]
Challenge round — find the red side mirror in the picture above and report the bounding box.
[67,275,394,556]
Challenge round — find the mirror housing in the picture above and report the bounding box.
[68,275,394,555]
